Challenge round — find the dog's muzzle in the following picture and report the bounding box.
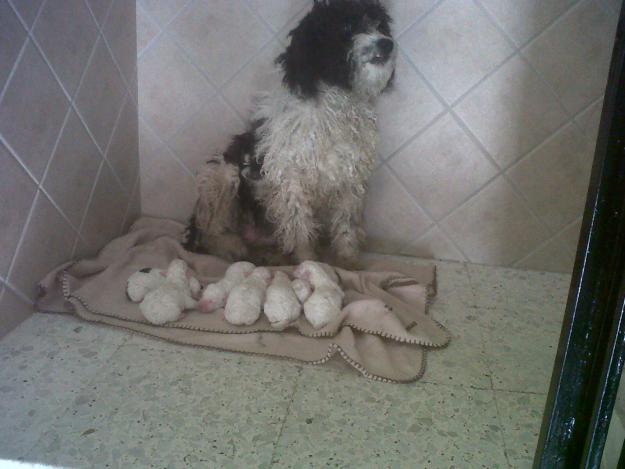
[370,38,395,65]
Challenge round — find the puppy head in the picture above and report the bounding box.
[277,0,396,99]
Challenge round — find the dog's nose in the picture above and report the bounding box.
[377,38,394,57]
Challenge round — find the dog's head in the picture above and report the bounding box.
[277,0,396,99]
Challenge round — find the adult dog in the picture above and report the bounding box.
[185,0,397,267]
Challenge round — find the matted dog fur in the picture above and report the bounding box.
[185,0,397,267]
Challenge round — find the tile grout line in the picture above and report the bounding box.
[269,367,303,466]
[383,162,472,262]
[512,215,583,269]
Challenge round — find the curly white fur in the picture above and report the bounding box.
[140,260,198,326]
[224,267,272,326]
[294,261,344,329]
[254,84,376,262]
[198,261,255,313]
[263,271,301,328]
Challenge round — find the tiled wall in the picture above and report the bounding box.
[136,0,619,273]
[0,0,139,336]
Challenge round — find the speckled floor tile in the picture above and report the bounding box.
[0,328,124,460]
[479,306,560,393]
[15,312,134,345]
[495,390,547,469]
[467,264,571,317]
[271,368,508,469]
[425,299,491,389]
[25,341,301,469]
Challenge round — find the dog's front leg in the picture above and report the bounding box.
[329,191,366,269]
[268,181,318,263]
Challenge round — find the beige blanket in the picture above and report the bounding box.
[37,218,450,383]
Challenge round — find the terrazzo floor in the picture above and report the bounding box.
[0,257,571,469]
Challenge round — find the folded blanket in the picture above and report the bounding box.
[37,218,450,383]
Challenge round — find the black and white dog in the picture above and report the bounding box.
[185,0,397,267]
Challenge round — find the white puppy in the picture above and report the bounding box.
[198,261,255,313]
[264,271,302,328]
[224,267,272,326]
[294,261,344,329]
[140,260,198,325]
[291,278,312,303]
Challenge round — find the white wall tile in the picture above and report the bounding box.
[389,114,497,220]
[0,0,137,337]
[507,124,594,231]
[168,95,245,173]
[400,0,513,103]
[0,143,37,277]
[75,38,126,150]
[406,226,467,262]
[523,0,617,115]
[42,111,101,227]
[33,0,99,96]
[376,53,444,160]
[441,177,548,265]
[8,192,76,300]
[0,0,27,92]
[363,166,432,255]
[136,0,614,273]
[479,0,576,46]
[455,55,568,168]
[138,34,215,140]
[169,0,273,87]
[0,41,69,179]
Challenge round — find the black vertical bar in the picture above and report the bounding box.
[533,2,625,467]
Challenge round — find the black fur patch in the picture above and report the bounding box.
[139,268,152,273]
[277,0,392,99]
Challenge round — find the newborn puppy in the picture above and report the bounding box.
[224,267,272,326]
[198,261,255,313]
[294,261,344,329]
[264,271,302,328]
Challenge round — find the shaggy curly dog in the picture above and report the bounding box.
[185,0,397,267]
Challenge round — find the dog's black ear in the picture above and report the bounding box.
[276,24,322,99]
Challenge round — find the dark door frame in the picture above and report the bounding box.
[533,2,625,467]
